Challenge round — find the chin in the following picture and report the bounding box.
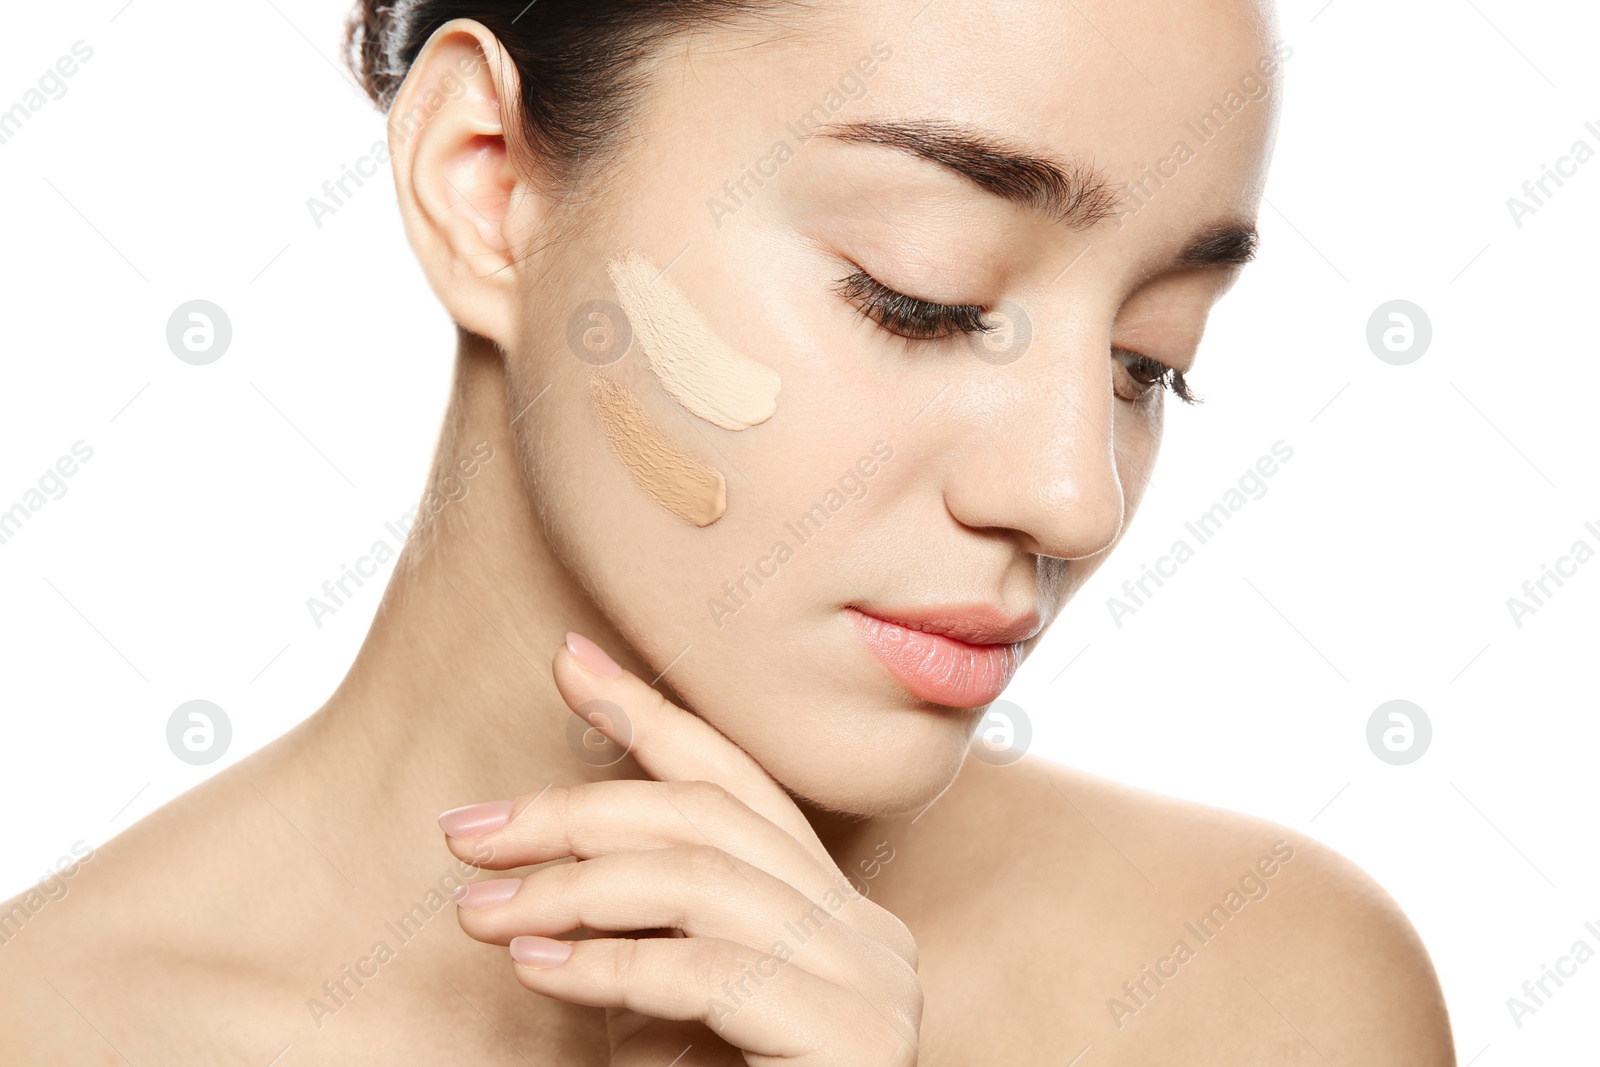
[749,704,977,819]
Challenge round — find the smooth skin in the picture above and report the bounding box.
[458,638,924,1064]
[0,0,1455,1063]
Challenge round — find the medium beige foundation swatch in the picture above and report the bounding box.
[606,250,781,431]
[589,373,727,527]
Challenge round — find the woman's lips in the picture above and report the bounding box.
[845,606,1031,708]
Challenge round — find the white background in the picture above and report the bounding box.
[1,0,1595,1060]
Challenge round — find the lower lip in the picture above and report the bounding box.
[845,607,1023,708]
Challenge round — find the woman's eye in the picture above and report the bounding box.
[835,268,993,342]
[833,271,1201,405]
[1113,347,1201,405]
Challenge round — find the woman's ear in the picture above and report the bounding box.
[387,19,531,345]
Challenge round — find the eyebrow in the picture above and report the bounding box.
[819,119,1259,269]
[821,119,1122,228]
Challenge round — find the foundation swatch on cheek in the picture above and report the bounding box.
[606,250,781,431]
[589,373,727,527]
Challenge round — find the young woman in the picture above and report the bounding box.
[1,0,1455,1062]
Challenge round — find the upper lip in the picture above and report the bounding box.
[848,603,1043,646]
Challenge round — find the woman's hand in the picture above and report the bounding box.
[437,632,923,1066]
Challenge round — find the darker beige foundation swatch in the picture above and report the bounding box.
[589,374,727,527]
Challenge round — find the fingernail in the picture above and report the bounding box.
[565,631,622,678]
[510,935,573,968]
[453,878,522,909]
[438,800,514,838]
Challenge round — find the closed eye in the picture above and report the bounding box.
[835,267,994,341]
[835,267,1203,404]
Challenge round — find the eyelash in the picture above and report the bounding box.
[834,267,1202,405]
[834,268,992,341]
[1115,348,1202,406]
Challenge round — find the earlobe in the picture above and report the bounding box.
[388,20,528,344]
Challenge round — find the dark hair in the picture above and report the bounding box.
[343,1,797,193]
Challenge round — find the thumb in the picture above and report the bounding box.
[552,631,832,867]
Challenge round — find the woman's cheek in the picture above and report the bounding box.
[1114,396,1165,512]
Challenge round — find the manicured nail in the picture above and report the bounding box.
[453,878,522,909]
[565,631,622,678]
[438,800,514,838]
[510,935,573,968]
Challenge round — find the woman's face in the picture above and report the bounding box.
[503,0,1280,815]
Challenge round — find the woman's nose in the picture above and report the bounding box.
[939,353,1126,562]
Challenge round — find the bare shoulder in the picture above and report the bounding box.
[0,760,311,1064]
[0,845,142,1062]
[914,757,1457,1064]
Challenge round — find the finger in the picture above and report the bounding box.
[439,784,919,970]
[454,845,911,991]
[610,1020,744,1067]
[505,934,920,1065]
[442,779,859,913]
[554,633,831,867]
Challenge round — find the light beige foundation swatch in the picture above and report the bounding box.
[590,373,727,527]
[606,250,781,431]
